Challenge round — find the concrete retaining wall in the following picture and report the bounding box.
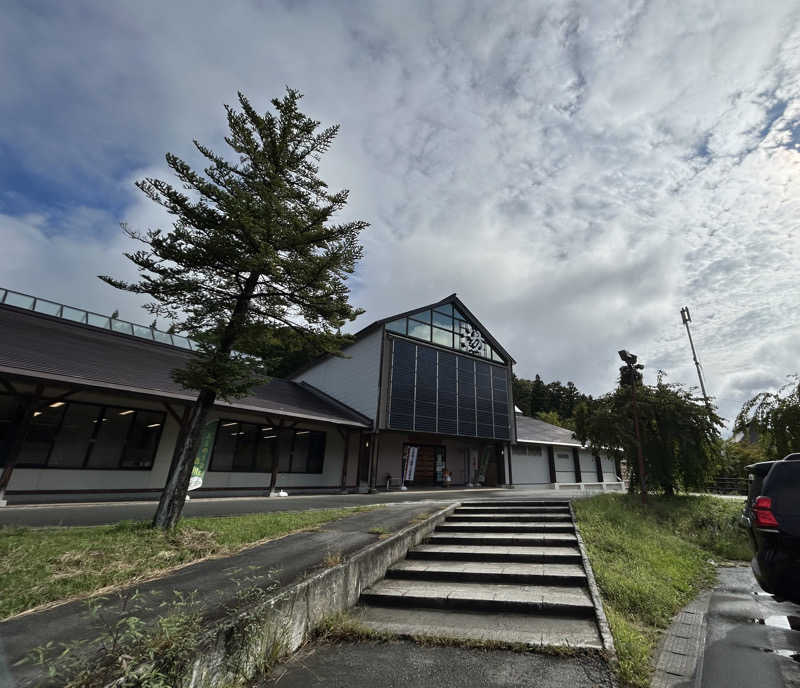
[186,502,459,686]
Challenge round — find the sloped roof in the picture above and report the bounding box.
[0,304,370,428]
[353,293,516,364]
[514,413,583,447]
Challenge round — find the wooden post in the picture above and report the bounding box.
[547,445,557,484]
[338,427,350,492]
[572,447,582,483]
[0,383,44,505]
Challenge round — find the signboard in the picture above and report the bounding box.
[404,446,418,482]
[188,420,219,492]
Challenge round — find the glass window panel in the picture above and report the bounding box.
[4,291,35,309]
[407,320,431,341]
[87,313,111,328]
[172,335,192,349]
[291,431,311,472]
[120,411,163,469]
[49,404,102,468]
[34,300,61,316]
[132,324,154,339]
[152,330,172,344]
[410,309,431,323]
[255,432,278,472]
[233,423,259,471]
[87,407,134,468]
[433,303,453,316]
[307,432,325,473]
[0,395,20,451]
[111,319,133,334]
[62,306,87,323]
[18,404,67,466]
[432,326,452,348]
[210,421,238,471]
[278,428,293,472]
[432,311,453,330]
[385,318,406,335]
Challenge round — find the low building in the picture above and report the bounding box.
[512,413,621,490]
[0,287,621,503]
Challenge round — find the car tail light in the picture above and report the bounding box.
[753,496,779,528]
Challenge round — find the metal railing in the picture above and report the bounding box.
[0,287,197,351]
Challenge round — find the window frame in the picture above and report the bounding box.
[0,393,165,471]
[208,420,326,474]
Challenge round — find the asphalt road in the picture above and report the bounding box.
[702,567,800,688]
[0,487,586,527]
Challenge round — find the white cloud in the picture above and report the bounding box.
[1,0,799,430]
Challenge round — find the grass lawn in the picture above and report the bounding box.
[573,493,749,688]
[0,506,378,620]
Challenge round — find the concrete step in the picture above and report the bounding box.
[360,579,594,617]
[352,605,603,648]
[455,505,570,513]
[447,513,573,522]
[437,521,575,533]
[427,532,578,546]
[408,543,583,564]
[386,560,587,586]
[463,500,570,507]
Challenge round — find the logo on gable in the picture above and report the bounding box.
[459,322,485,355]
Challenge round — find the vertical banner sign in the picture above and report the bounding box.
[477,445,491,484]
[404,446,418,482]
[188,420,219,491]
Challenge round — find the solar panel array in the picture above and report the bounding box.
[388,338,510,440]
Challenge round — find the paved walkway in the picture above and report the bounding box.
[653,566,800,688]
[0,502,438,687]
[258,639,616,688]
[0,487,595,527]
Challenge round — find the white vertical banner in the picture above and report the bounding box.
[404,446,418,482]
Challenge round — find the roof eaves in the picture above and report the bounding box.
[297,381,374,429]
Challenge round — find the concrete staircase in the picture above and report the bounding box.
[354,500,603,648]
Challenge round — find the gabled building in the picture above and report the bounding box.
[293,294,516,490]
[0,287,621,503]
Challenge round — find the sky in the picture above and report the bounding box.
[1,1,799,429]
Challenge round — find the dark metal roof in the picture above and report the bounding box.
[0,304,370,428]
[514,413,582,447]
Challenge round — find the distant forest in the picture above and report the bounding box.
[512,374,592,431]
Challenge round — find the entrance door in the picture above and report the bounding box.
[405,444,445,485]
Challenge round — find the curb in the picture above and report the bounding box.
[569,501,618,660]
[651,588,711,688]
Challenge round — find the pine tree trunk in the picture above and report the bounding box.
[152,388,216,530]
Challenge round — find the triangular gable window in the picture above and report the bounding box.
[385,303,504,363]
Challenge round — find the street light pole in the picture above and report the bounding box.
[680,306,711,411]
[619,350,647,505]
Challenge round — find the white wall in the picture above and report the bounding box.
[293,329,383,422]
[553,447,575,483]
[510,444,550,484]
[579,450,598,482]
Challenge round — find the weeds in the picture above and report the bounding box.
[573,494,749,687]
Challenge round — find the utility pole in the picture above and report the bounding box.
[680,306,710,410]
[618,350,647,505]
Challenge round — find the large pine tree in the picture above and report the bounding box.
[101,89,368,529]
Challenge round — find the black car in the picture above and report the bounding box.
[741,453,800,603]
